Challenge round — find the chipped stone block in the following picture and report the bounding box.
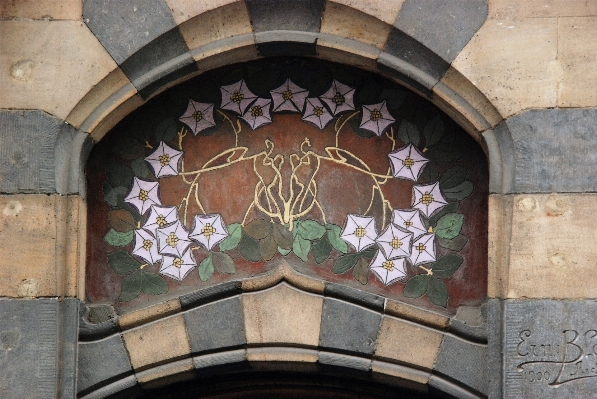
[78,335,132,393]
[245,0,325,32]
[0,0,82,20]
[434,335,487,395]
[331,0,404,25]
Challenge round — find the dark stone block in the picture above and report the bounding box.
[495,108,597,193]
[256,40,317,57]
[394,0,488,63]
[77,335,133,394]
[179,281,242,310]
[319,298,381,355]
[502,299,597,398]
[193,349,249,377]
[428,375,482,399]
[184,296,245,354]
[82,376,140,399]
[245,0,325,32]
[138,60,199,99]
[79,303,118,341]
[449,319,488,344]
[0,298,78,399]
[83,0,177,64]
[119,27,194,97]
[434,335,487,395]
[487,299,504,399]
[382,28,450,87]
[376,57,433,99]
[324,282,384,311]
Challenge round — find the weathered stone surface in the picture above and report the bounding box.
[489,0,597,18]
[193,349,247,371]
[317,35,379,72]
[0,298,78,399]
[395,0,487,63]
[192,35,259,70]
[384,299,449,331]
[184,297,245,354]
[320,2,392,50]
[452,17,559,118]
[122,314,191,371]
[434,335,487,395]
[371,360,430,391]
[318,352,371,372]
[79,376,140,399]
[255,32,318,57]
[55,126,94,196]
[428,376,482,399]
[180,281,242,310]
[330,0,404,25]
[89,93,144,142]
[0,20,117,120]
[489,193,597,299]
[78,335,132,393]
[487,299,504,399]
[0,195,83,297]
[166,0,240,24]
[242,283,323,346]
[83,0,177,64]
[374,316,443,370]
[136,358,195,390]
[247,347,318,364]
[324,282,384,311]
[79,303,118,341]
[558,17,597,108]
[118,299,181,330]
[319,298,381,355]
[245,0,325,32]
[494,109,597,193]
[502,300,597,398]
[0,0,82,20]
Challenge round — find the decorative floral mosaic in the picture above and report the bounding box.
[88,59,487,311]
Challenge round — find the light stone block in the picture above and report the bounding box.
[118,299,181,330]
[489,0,597,19]
[331,0,405,25]
[0,0,82,20]
[0,20,117,120]
[166,0,242,25]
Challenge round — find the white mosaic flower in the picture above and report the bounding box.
[412,182,448,218]
[392,209,427,240]
[143,205,179,235]
[340,214,377,252]
[124,178,161,215]
[270,79,308,113]
[159,250,196,281]
[179,100,216,135]
[302,98,334,129]
[410,233,436,266]
[388,144,429,181]
[220,80,257,115]
[370,251,407,286]
[240,98,272,130]
[145,141,183,178]
[189,213,229,250]
[375,223,413,260]
[359,101,395,136]
[132,229,161,265]
[319,80,355,115]
[157,221,192,258]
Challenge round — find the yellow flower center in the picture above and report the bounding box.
[402,156,415,168]
[166,232,179,248]
[404,220,413,228]
[159,154,170,167]
[313,106,324,117]
[138,189,149,202]
[421,192,433,205]
[332,92,345,105]
[354,226,366,238]
[382,260,394,271]
[250,105,263,117]
[192,111,203,122]
[201,223,216,238]
[230,90,244,103]
[416,243,426,253]
[156,215,167,227]
[282,90,293,100]
[390,237,402,249]
[370,109,382,121]
[142,239,153,251]
[173,257,183,268]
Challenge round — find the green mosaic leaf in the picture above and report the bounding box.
[427,277,448,308]
[238,233,261,262]
[155,118,178,143]
[437,234,468,252]
[353,256,369,285]
[379,88,407,109]
[440,166,467,190]
[404,275,429,298]
[119,270,143,302]
[245,219,272,240]
[296,220,326,240]
[333,253,359,274]
[259,234,278,261]
[312,235,332,264]
[198,253,214,281]
[445,181,474,201]
[435,213,464,240]
[423,114,444,147]
[131,157,150,179]
[326,224,348,254]
[105,161,133,188]
[104,185,128,207]
[219,223,242,251]
[272,223,293,250]
[397,120,420,145]
[278,246,291,256]
[108,251,141,275]
[419,161,439,183]
[361,247,377,258]
[114,137,145,161]
[108,209,137,232]
[104,228,133,247]
[292,235,311,262]
[427,146,463,163]
[212,251,236,274]
[141,271,168,295]
[432,254,464,279]
[429,202,459,226]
